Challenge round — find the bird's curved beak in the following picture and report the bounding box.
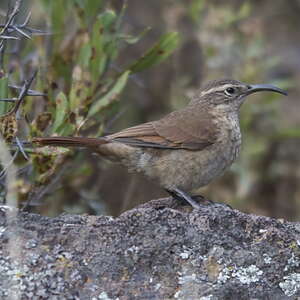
[246,84,288,96]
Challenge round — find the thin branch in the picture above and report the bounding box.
[22,11,31,27]
[0,24,50,39]
[9,69,38,115]
[0,71,38,163]
[15,137,29,160]
[0,0,49,70]
[0,98,18,103]
[0,0,23,69]
[0,11,50,40]
[0,0,22,36]
[0,35,19,40]
[14,26,31,39]
[8,84,46,96]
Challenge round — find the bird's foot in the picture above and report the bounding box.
[166,188,232,210]
[166,188,204,209]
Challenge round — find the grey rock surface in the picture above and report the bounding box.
[0,198,300,300]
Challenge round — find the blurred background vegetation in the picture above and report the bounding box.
[0,0,299,220]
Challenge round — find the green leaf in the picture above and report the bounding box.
[69,66,90,113]
[39,0,73,57]
[98,10,117,29]
[78,44,92,68]
[188,0,206,24]
[223,2,252,27]
[73,0,103,18]
[85,0,103,18]
[88,71,130,118]
[119,27,151,45]
[89,11,117,81]
[237,2,252,20]
[73,0,84,9]
[56,122,76,136]
[128,32,180,73]
[52,0,66,30]
[0,75,9,115]
[51,92,69,134]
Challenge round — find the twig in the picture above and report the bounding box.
[0,0,23,69]
[0,35,19,40]
[0,98,18,103]
[0,0,22,36]
[0,0,49,70]
[9,84,46,96]
[0,70,38,162]
[15,137,29,160]
[0,0,22,43]
[8,69,38,116]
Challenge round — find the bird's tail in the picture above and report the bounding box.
[32,136,107,148]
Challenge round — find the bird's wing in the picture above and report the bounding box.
[106,106,218,151]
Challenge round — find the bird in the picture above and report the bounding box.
[32,79,287,209]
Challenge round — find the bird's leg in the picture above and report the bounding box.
[166,188,203,209]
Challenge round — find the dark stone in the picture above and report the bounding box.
[0,199,299,299]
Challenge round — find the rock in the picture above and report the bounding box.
[0,198,300,299]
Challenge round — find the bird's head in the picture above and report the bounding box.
[194,79,287,110]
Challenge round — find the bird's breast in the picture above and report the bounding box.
[215,111,242,165]
[148,112,243,191]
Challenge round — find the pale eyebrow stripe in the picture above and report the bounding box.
[200,84,239,96]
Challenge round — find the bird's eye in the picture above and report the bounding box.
[225,87,236,96]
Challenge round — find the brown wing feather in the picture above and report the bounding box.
[108,122,156,139]
[153,106,218,149]
[106,106,218,151]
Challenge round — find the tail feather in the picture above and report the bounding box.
[32,136,107,148]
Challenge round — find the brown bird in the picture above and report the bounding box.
[32,79,287,208]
